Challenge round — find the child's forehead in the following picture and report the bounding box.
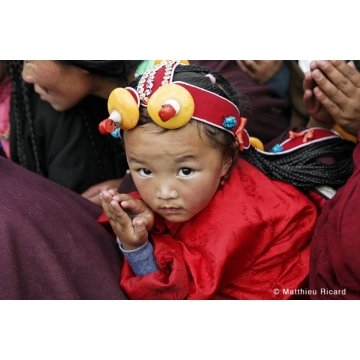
[124,120,204,140]
[123,121,214,156]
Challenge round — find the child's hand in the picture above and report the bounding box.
[100,190,154,250]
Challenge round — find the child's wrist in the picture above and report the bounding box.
[117,239,159,276]
[119,240,148,251]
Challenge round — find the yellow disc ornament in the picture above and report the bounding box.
[107,88,140,130]
[154,60,190,66]
[249,137,264,151]
[332,123,358,144]
[147,83,195,129]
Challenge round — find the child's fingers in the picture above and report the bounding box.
[110,199,131,225]
[111,193,136,203]
[120,199,145,213]
[132,218,148,242]
[100,192,115,215]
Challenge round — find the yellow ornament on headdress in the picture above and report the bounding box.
[147,83,195,129]
[154,60,190,66]
[107,88,140,130]
[249,137,264,151]
[332,123,358,144]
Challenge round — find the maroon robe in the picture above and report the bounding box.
[0,157,128,300]
[309,131,360,299]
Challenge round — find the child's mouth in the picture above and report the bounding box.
[161,207,181,215]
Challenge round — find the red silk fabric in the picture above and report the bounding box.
[120,159,317,300]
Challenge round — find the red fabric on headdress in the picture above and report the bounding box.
[136,62,250,148]
[175,82,240,131]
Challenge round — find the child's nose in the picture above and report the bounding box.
[156,182,179,200]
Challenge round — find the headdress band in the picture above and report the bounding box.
[99,60,250,150]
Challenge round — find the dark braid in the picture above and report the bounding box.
[6,61,43,174]
[240,138,355,190]
[21,75,43,175]
[80,106,106,181]
[6,61,27,168]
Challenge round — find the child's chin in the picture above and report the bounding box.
[160,213,192,223]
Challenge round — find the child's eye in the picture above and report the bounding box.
[138,168,152,176]
[178,168,193,177]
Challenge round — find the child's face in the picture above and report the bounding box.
[124,122,232,223]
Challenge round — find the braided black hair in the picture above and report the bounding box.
[241,139,355,190]
[6,61,28,169]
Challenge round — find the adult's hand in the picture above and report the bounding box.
[236,60,283,84]
[304,60,360,136]
[81,178,124,206]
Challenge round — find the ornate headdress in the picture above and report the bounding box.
[99,60,250,151]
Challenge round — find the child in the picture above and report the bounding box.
[100,61,354,300]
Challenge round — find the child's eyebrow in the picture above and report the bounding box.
[127,157,144,164]
[173,155,196,163]
[128,155,196,164]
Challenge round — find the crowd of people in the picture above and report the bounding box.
[0,60,359,299]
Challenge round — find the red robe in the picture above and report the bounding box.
[119,159,317,300]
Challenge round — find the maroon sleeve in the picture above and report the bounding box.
[309,131,360,299]
[0,157,128,300]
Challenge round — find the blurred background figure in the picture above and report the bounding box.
[302,60,360,299]
[5,60,144,204]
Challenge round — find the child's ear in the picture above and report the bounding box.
[220,153,233,178]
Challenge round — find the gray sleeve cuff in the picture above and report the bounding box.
[117,238,159,276]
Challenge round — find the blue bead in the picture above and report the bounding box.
[111,128,121,139]
[271,144,284,153]
[222,116,237,130]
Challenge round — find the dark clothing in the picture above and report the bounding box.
[10,91,128,194]
[309,130,360,299]
[190,60,291,144]
[0,156,128,300]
